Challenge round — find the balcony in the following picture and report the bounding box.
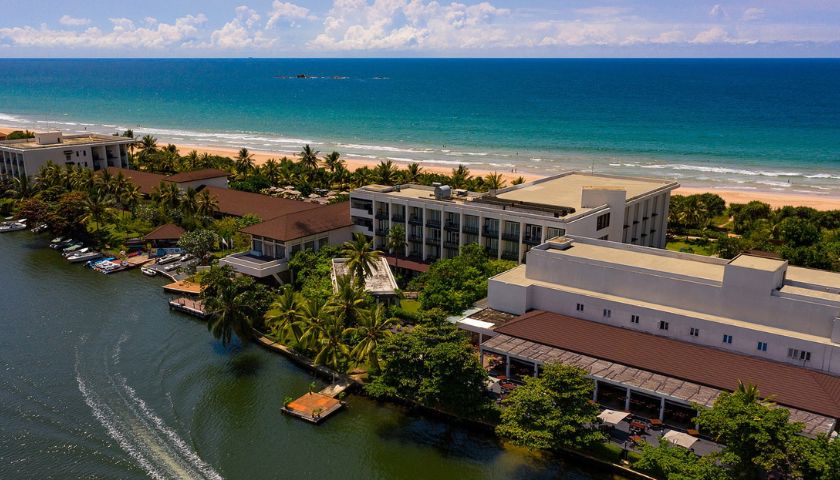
[444,221,460,232]
[425,237,441,246]
[375,211,389,220]
[426,219,441,229]
[483,227,499,237]
[375,228,389,236]
[219,252,288,278]
[408,215,423,225]
[391,214,405,223]
[409,234,423,243]
[523,236,542,246]
[444,240,460,249]
[501,251,520,261]
[462,225,479,235]
[501,232,520,242]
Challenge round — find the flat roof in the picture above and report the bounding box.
[0,134,134,150]
[331,256,398,296]
[491,310,840,422]
[729,254,786,271]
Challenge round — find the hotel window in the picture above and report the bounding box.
[546,227,565,239]
[659,321,669,331]
[290,243,301,255]
[690,327,699,337]
[576,303,584,312]
[318,237,329,249]
[788,348,811,362]
[603,309,611,318]
[596,213,611,230]
[304,240,315,251]
[723,334,733,344]
[630,314,639,324]
[757,342,768,352]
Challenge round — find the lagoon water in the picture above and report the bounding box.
[0,58,839,194]
[0,232,611,479]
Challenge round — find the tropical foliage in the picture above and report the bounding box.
[200,265,274,346]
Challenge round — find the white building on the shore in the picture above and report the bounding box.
[349,172,678,265]
[0,132,135,177]
[487,235,840,376]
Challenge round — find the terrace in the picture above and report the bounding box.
[219,252,288,278]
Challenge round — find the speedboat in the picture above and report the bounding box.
[157,253,181,265]
[31,224,48,233]
[50,236,65,244]
[51,239,76,250]
[62,243,84,254]
[67,251,102,263]
[0,221,27,232]
[63,246,89,257]
[86,257,115,268]
[140,266,158,277]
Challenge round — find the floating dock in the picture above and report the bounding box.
[282,392,344,424]
[162,280,203,294]
[168,297,208,318]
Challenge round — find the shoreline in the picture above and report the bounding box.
[4,126,840,211]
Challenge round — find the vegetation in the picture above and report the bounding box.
[200,265,273,346]
[5,130,35,140]
[409,243,515,313]
[341,232,381,286]
[496,363,604,451]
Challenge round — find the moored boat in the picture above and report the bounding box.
[140,266,158,277]
[67,251,103,263]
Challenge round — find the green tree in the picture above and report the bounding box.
[344,304,395,373]
[177,228,219,260]
[634,439,728,480]
[776,216,821,247]
[201,266,273,346]
[82,190,114,231]
[342,232,381,286]
[265,285,303,343]
[323,151,344,173]
[484,171,507,190]
[330,274,368,326]
[496,363,604,451]
[298,144,320,170]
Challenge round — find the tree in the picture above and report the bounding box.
[731,201,772,234]
[696,382,804,479]
[449,164,471,189]
[484,171,507,190]
[367,320,491,418]
[385,223,407,258]
[634,439,728,480]
[82,190,114,231]
[403,163,423,183]
[496,363,603,451]
[235,148,254,176]
[374,160,399,185]
[195,189,219,218]
[5,130,34,140]
[5,174,36,199]
[265,285,303,343]
[299,144,320,170]
[177,229,219,260]
[201,266,273,346]
[15,198,50,225]
[344,304,396,373]
[776,216,821,247]
[342,232,381,286]
[330,274,368,326]
[323,151,344,173]
[511,176,525,185]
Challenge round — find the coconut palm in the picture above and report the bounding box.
[235,148,254,176]
[374,160,399,185]
[82,190,114,230]
[139,135,158,157]
[386,224,407,257]
[403,163,423,183]
[154,181,181,210]
[204,279,256,347]
[450,164,471,189]
[299,144,320,170]
[261,158,281,185]
[352,166,375,188]
[120,184,144,217]
[485,171,507,190]
[181,187,199,218]
[342,233,381,287]
[303,311,350,373]
[330,274,367,326]
[511,176,525,185]
[265,285,303,343]
[323,151,344,173]
[196,190,219,218]
[297,297,331,351]
[345,304,396,372]
[5,174,36,199]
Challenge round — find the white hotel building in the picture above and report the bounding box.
[349,172,678,264]
[0,132,134,177]
[488,236,840,376]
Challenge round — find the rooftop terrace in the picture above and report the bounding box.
[0,133,134,150]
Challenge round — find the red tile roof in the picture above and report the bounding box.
[241,202,352,241]
[203,186,320,221]
[143,223,186,241]
[383,254,430,273]
[494,310,840,419]
[105,167,166,195]
[167,168,229,183]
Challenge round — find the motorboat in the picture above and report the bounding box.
[140,266,158,277]
[50,236,65,244]
[30,224,48,233]
[62,243,84,254]
[0,221,27,232]
[63,246,89,257]
[163,263,180,272]
[67,251,102,263]
[51,239,76,250]
[86,257,115,268]
[157,253,182,265]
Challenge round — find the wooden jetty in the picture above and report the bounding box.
[282,392,344,424]
[162,280,203,294]
[168,297,208,318]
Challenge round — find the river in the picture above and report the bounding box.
[0,232,615,479]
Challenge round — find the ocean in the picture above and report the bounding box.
[1,58,839,194]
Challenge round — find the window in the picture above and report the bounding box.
[596,213,611,230]
[76,151,79,157]
[722,334,733,344]
[598,235,609,241]
[546,227,565,239]
[690,327,699,337]
[659,321,669,331]
[788,348,811,362]
[304,241,315,251]
[630,314,639,324]
[576,303,584,312]
[318,237,329,249]
[603,309,611,318]
[290,243,301,255]
[757,342,768,352]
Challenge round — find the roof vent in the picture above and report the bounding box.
[434,184,452,200]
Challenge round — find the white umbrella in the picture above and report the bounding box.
[663,430,699,449]
[597,409,630,426]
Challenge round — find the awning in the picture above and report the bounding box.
[597,409,630,426]
[663,430,699,449]
[458,318,497,335]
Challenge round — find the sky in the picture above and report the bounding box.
[1,0,839,57]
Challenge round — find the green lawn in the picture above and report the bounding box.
[400,299,421,314]
[666,239,716,256]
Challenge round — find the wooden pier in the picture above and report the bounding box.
[281,392,344,424]
[168,297,208,318]
[163,280,203,295]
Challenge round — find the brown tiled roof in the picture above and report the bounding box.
[241,202,351,242]
[494,310,840,419]
[383,254,430,273]
[105,167,167,195]
[167,168,229,183]
[203,186,319,221]
[143,223,186,241]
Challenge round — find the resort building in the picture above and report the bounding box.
[104,167,229,194]
[1,132,135,177]
[331,257,399,304]
[349,172,678,265]
[486,236,840,375]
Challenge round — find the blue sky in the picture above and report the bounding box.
[1,1,839,57]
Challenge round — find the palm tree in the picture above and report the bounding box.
[450,164,471,189]
[181,187,199,218]
[139,135,158,157]
[351,166,375,188]
[235,148,254,176]
[5,174,36,199]
[330,274,367,326]
[484,171,507,190]
[121,184,143,218]
[265,285,303,343]
[374,160,399,185]
[403,162,423,183]
[735,381,763,404]
[323,151,344,173]
[297,297,331,351]
[345,304,396,373]
[299,144,320,170]
[154,181,181,210]
[82,190,114,231]
[386,224,407,257]
[305,312,350,373]
[196,190,219,218]
[342,233,381,287]
[204,280,256,347]
[511,176,525,185]
[262,158,281,185]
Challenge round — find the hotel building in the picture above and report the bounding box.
[349,172,678,264]
[470,236,840,435]
[0,132,135,177]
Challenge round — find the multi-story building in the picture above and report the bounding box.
[488,235,840,375]
[0,132,135,177]
[349,172,678,264]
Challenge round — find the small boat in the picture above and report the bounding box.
[0,222,27,232]
[50,236,65,244]
[67,251,102,263]
[31,224,48,233]
[64,247,89,257]
[141,267,158,277]
[163,263,180,272]
[157,253,182,265]
[62,244,84,254]
[51,239,76,250]
[86,257,115,268]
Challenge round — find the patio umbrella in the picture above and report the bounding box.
[597,409,630,426]
[663,430,699,449]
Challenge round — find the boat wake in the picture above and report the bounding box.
[75,335,223,480]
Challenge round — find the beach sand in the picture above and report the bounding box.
[3,127,839,211]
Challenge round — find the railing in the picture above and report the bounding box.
[483,228,499,237]
[462,225,479,234]
[444,221,460,232]
[375,211,389,220]
[523,236,542,245]
[444,240,460,249]
[391,214,405,222]
[409,234,423,242]
[425,237,441,246]
[501,232,520,242]
[408,215,423,225]
[425,219,441,228]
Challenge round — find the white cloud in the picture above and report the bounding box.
[708,4,727,20]
[574,7,630,17]
[742,7,765,21]
[0,14,207,49]
[266,1,316,28]
[59,15,91,27]
[209,6,275,49]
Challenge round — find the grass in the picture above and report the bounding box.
[400,299,422,314]
[666,239,716,256]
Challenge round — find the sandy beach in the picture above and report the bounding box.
[3,127,840,210]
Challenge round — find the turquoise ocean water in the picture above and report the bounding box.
[0,58,839,194]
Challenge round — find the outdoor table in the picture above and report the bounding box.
[687,429,700,436]
[630,421,647,431]
[649,419,663,429]
[630,435,643,445]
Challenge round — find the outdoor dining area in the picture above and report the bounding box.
[595,408,721,457]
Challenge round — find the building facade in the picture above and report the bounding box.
[1,132,134,177]
[488,236,840,376]
[349,172,678,264]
